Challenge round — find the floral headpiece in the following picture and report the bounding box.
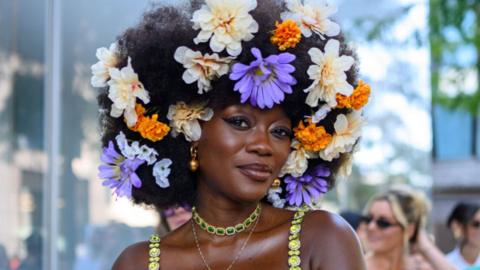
[92,0,371,209]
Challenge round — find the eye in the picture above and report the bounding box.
[224,116,250,129]
[271,127,292,139]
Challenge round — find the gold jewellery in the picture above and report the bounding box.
[191,204,261,236]
[189,146,199,172]
[191,205,262,270]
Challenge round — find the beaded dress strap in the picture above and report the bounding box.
[148,234,161,270]
[287,209,306,270]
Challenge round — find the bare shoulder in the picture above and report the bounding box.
[111,241,149,270]
[302,210,366,270]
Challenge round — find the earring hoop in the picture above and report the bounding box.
[189,146,199,172]
[271,178,281,188]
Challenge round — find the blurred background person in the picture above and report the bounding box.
[0,244,10,270]
[340,210,369,253]
[363,186,456,270]
[18,231,42,270]
[446,202,480,269]
[159,206,192,233]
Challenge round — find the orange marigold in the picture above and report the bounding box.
[335,80,371,110]
[271,20,302,51]
[129,104,170,142]
[294,119,332,152]
[336,93,351,109]
[350,80,371,110]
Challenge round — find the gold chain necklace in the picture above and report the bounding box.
[191,204,261,236]
[191,207,260,270]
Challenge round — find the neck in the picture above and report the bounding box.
[194,180,261,227]
[368,246,405,270]
[461,241,480,264]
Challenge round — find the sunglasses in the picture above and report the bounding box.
[362,215,400,230]
[470,220,480,228]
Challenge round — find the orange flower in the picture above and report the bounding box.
[129,104,170,142]
[350,80,371,110]
[271,20,302,51]
[336,80,371,110]
[336,93,351,109]
[294,119,332,152]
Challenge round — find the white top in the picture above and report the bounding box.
[446,247,480,270]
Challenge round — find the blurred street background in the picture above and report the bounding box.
[0,0,478,269]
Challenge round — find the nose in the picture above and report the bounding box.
[245,127,273,156]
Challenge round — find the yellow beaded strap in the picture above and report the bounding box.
[148,234,161,270]
[287,209,306,270]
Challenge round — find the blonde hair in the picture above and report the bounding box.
[365,185,430,253]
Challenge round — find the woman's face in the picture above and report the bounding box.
[365,200,405,254]
[464,209,480,248]
[195,104,292,203]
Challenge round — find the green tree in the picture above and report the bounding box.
[429,0,480,156]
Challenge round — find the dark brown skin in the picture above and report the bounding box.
[112,104,366,270]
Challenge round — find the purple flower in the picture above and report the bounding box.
[284,165,330,207]
[229,47,297,109]
[98,141,145,199]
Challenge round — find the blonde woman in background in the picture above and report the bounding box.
[363,186,457,270]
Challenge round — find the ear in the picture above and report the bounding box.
[450,220,464,240]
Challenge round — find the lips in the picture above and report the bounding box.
[237,163,272,182]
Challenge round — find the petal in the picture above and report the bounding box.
[130,173,142,188]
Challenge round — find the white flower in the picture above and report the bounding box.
[174,46,233,94]
[279,141,310,177]
[153,158,172,188]
[304,39,354,108]
[267,187,286,208]
[337,153,353,179]
[191,0,259,56]
[91,42,120,87]
[107,57,150,127]
[167,101,214,142]
[280,0,340,39]
[319,111,363,161]
[311,103,331,123]
[115,131,158,164]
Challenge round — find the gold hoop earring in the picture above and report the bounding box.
[189,146,199,172]
[271,178,281,188]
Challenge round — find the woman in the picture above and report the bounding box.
[93,0,369,269]
[364,186,457,270]
[446,202,480,269]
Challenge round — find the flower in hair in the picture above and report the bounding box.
[281,0,340,39]
[98,141,145,199]
[271,19,302,51]
[337,151,354,179]
[285,164,329,207]
[336,80,371,110]
[267,187,286,208]
[304,39,354,108]
[107,57,150,127]
[129,104,170,142]
[191,0,259,56]
[279,140,310,177]
[319,110,363,161]
[115,131,158,165]
[91,42,120,87]
[167,101,214,142]
[294,118,332,152]
[153,158,172,188]
[229,47,297,109]
[174,46,234,94]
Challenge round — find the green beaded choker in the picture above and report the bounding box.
[191,204,261,236]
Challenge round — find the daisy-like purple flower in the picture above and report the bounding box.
[229,47,297,109]
[285,165,330,207]
[98,141,145,199]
